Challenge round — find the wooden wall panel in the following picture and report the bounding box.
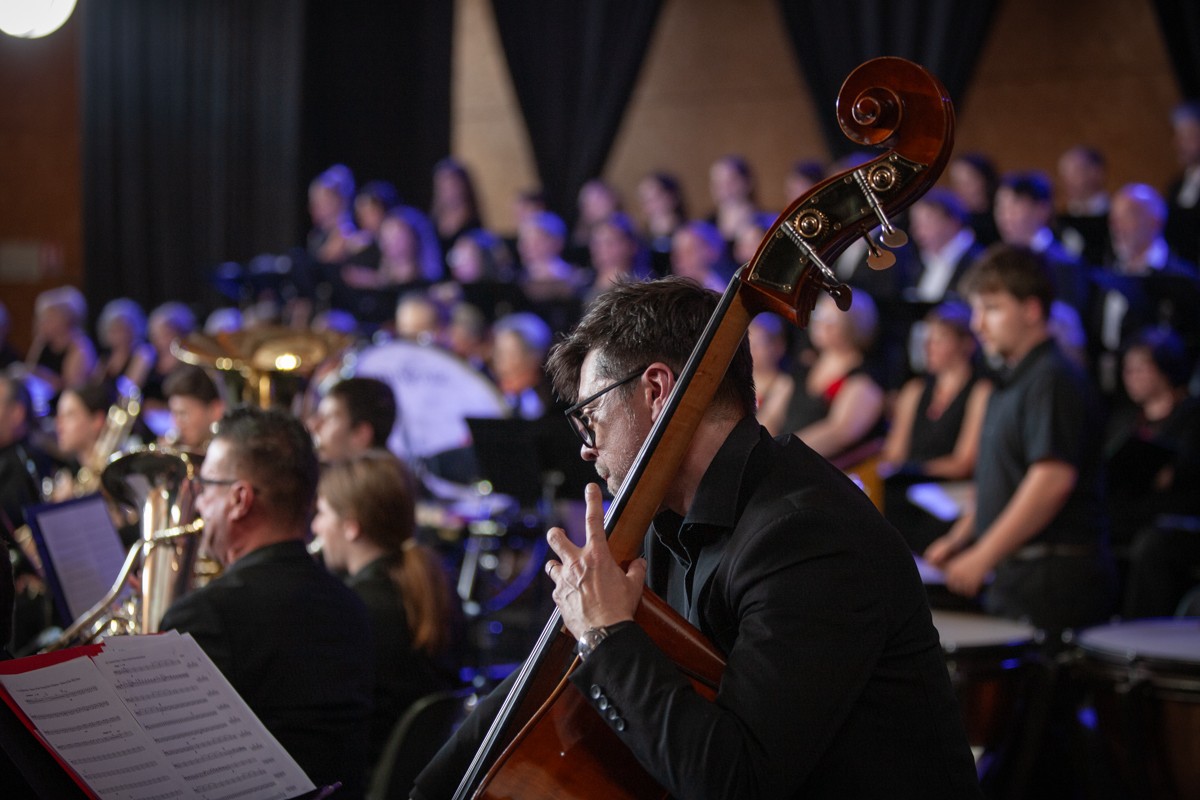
[454,0,1185,232]
[0,15,82,354]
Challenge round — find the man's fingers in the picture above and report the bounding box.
[546,526,578,563]
[583,483,605,543]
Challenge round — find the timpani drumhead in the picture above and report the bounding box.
[347,339,509,461]
[1077,618,1200,672]
[932,610,1037,654]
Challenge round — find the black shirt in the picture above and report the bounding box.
[975,339,1105,548]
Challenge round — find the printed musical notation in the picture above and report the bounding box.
[0,633,314,800]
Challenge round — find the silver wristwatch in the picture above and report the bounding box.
[576,626,612,661]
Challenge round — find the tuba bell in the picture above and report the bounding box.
[43,445,208,650]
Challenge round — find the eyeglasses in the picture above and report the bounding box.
[194,475,238,492]
[563,367,645,448]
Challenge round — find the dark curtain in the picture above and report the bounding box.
[776,0,999,158]
[300,1,453,214]
[490,0,663,221]
[81,1,453,313]
[82,0,306,311]
[1151,0,1200,99]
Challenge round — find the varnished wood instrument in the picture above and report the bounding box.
[457,56,956,799]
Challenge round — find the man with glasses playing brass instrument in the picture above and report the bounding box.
[413,277,979,799]
[160,406,374,799]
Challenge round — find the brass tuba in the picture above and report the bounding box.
[173,326,352,409]
[44,445,207,649]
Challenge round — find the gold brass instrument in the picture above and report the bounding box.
[173,326,352,409]
[43,445,207,650]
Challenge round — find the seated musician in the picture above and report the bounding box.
[412,277,980,799]
[312,452,459,774]
[307,376,397,463]
[50,381,115,499]
[161,364,224,453]
[160,407,374,798]
[781,291,886,463]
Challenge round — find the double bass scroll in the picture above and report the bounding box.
[457,57,955,800]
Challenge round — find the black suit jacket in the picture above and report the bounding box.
[414,420,980,799]
[160,540,374,799]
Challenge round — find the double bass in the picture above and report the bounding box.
[455,57,956,799]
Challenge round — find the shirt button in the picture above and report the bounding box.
[589,684,602,700]
[597,696,609,711]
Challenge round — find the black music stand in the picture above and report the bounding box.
[466,417,595,509]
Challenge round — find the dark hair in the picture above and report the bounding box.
[214,406,319,528]
[163,365,221,405]
[999,171,1054,203]
[327,377,397,449]
[955,152,999,204]
[0,375,33,422]
[644,171,688,219]
[432,157,482,222]
[356,180,402,212]
[1063,145,1106,169]
[789,159,825,185]
[1125,328,1192,388]
[960,244,1055,318]
[915,187,968,226]
[67,380,117,415]
[546,276,755,417]
[925,300,974,338]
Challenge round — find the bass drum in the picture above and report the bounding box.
[345,339,509,476]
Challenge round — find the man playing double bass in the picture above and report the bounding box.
[413,277,980,799]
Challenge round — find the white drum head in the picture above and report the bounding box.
[347,340,508,461]
[931,610,1038,652]
[1078,619,1200,666]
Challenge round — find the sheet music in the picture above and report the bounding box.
[0,633,315,800]
[33,496,130,619]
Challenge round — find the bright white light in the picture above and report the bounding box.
[0,0,78,39]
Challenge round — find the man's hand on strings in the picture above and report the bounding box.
[544,483,646,640]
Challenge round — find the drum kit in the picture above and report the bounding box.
[917,554,1200,798]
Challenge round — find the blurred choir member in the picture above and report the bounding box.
[0,302,19,368]
[569,179,622,266]
[394,292,447,346]
[782,293,885,462]
[1106,330,1200,618]
[343,207,443,289]
[161,365,224,453]
[994,171,1092,317]
[637,171,687,275]
[670,221,728,292]
[1165,100,1200,265]
[517,211,584,302]
[1091,183,1200,397]
[784,159,824,205]
[308,376,397,464]
[348,180,403,269]
[160,407,373,798]
[307,163,359,264]
[26,286,97,399]
[583,212,643,307]
[0,376,56,536]
[906,189,983,303]
[880,303,992,553]
[491,312,554,419]
[747,313,794,437]
[947,152,1000,247]
[708,154,760,256]
[144,302,197,407]
[430,158,484,261]
[1056,145,1112,266]
[93,298,155,389]
[313,452,459,771]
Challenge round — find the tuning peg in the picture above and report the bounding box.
[881,228,908,248]
[864,236,897,270]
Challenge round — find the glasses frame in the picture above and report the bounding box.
[194,475,238,492]
[563,367,646,448]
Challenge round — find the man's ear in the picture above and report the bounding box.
[344,518,362,543]
[643,362,676,420]
[228,481,254,521]
[350,421,374,450]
